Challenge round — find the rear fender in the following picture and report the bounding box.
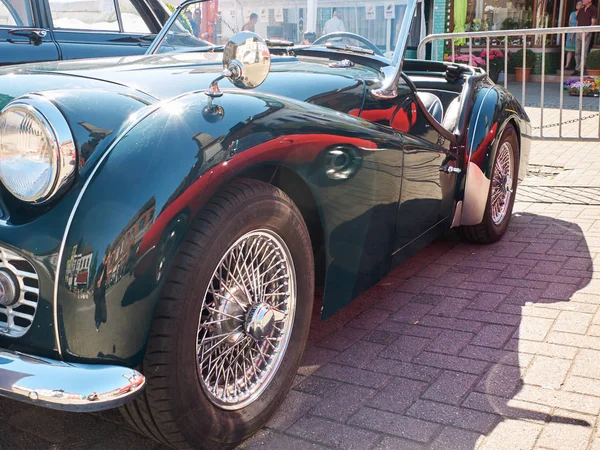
[457,85,530,227]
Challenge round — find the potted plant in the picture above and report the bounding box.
[480,49,504,83]
[586,50,600,76]
[566,78,599,96]
[512,49,536,82]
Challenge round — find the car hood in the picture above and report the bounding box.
[0,52,377,107]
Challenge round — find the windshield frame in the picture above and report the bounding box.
[147,0,418,99]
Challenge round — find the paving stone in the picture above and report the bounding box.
[375,292,414,312]
[476,363,524,398]
[571,349,600,379]
[240,429,328,450]
[429,426,485,450]
[379,321,442,339]
[373,436,426,450]
[311,384,377,422]
[467,292,507,312]
[314,364,390,389]
[425,330,474,355]
[361,329,401,346]
[536,410,595,450]
[548,332,600,351]
[564,375,600,397]
[413,352,489,375]
[478,419,543,450]
[460,345,532,368]
[332,340,387,369]
[287,416,380,450]
[429,298,472,318]
[395,276,433,294]
[514,385,600,415]
[316,327,369,352]
[346,308,392,330]
[471,324,516,349]
[390,302,434,324]
[367,358,442,382]
[553,311,593,334]
[417,315,484,333]
[406,399,501,434]
[462,392,551,422]
[264,390,322,431]
[522,355,572,390]
[514,317,555,341]
[378,334,432,362]
[293,376,342,397]
[348,407,440,443]
[366,377,428,413]
[508,339,578,359]
[422,370,479,405]
[298,346,340,377]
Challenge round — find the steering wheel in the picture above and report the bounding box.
[312,32,384,57]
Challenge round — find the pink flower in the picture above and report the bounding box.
[480,49,504,59]
[445,54,485,67]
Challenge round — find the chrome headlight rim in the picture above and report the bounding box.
[0,94,76,204]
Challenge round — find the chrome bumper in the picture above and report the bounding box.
[0,350,145,412]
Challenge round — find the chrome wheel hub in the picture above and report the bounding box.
[196,230,296,410]
[491,141,514,225]
[245,303,276,340]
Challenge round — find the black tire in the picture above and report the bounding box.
[121,178,314,449]
[460,124,519,244]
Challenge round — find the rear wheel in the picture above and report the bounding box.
[460,124,519,244]
[122,179,314,449]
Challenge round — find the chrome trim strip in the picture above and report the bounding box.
[53,90,204,357]
[372,0,417,99]
[0,349,144,411]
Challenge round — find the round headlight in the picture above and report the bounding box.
[0,95,76,203]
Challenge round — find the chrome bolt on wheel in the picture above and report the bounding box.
[196,230,296,410]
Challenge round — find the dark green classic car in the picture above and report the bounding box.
[0,0,530,448]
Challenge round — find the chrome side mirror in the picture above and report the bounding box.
[206,32,271,98]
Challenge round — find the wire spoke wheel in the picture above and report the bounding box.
[196,229,296,410]
[491,141,514,225]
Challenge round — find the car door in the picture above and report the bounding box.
[47,0,162,61]
[0,0,59,65]
[360,81,459,264]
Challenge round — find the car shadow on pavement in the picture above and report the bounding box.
[0,211,594,450]
[256,211,595,450]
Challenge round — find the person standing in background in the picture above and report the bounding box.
[185,10,198,37]
[323,9,345,35]
[574,0,598,75]
[566,1,583,70]
[243,13,259,32]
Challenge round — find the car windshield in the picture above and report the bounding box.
[153,0,423,58]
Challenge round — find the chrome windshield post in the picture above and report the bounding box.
[372,0,418,100]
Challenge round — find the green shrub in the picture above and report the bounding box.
[587,50,600,70]
[511,49,536,69]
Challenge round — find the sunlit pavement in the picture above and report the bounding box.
[2,138,600,450]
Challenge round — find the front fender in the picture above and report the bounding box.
[56,90,404,365]
[459,85,530,226]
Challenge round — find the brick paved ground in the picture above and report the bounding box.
[2,138,600,450]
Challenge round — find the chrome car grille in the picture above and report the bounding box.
[0,247,39,337]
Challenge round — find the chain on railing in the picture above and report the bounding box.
[418,25,600,140]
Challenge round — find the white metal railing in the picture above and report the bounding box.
[418,25,600,140]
